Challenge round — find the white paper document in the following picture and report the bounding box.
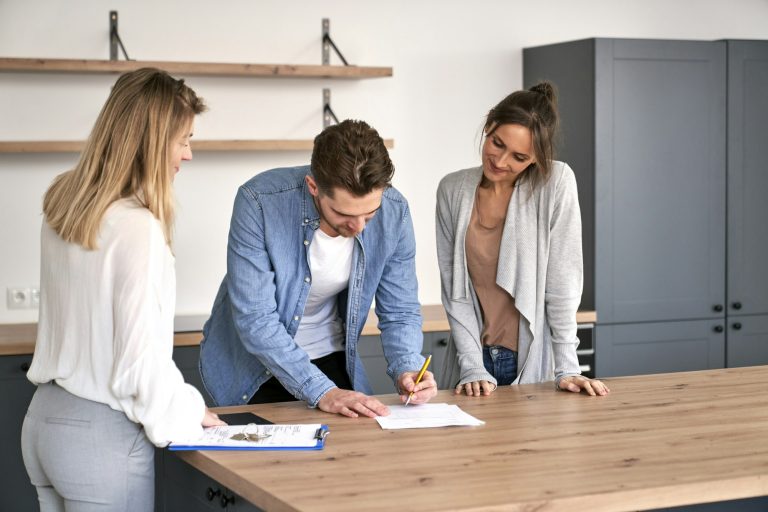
[375,403,485,430]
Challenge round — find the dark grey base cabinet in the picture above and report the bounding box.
[0,354,38,512]
[361,327,596,388]
[159,450,263,512]
[359,332,448,394]
[726,314,768,368]
[650,496,768,511]
[173,345,213,406]
[595,320,725,378]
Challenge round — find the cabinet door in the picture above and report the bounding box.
[173,346,213,406]
[358,334,446,395]
[162,451,263,511]
[594,39,726,324]
[727,41,768,316]
[424,332,449,389]
[357,335,394,395]
[595,319,725,378]
[0,355,38,512]
[727,314,768,367]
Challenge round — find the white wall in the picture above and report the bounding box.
[1,0,767,323]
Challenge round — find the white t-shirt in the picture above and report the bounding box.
[293,229,354,359]
[27,197,205,446]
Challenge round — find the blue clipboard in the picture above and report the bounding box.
[168,424,329,451]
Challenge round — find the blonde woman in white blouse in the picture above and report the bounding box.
[21,68,224,512]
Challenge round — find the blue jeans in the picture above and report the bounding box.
[483,346,518,386]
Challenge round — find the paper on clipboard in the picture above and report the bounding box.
[168,423,328,451]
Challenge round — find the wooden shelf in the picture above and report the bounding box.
[0,139,394,153]
[0,57,392,79]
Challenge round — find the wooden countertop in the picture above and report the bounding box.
[177,366,768,512]
[0,305,597,356]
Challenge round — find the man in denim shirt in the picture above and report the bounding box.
[200,120,437,417]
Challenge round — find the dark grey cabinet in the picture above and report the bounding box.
[159,450,263,512]
[524,38,768,377]
[173,345,213,406]
[596,320,725,377]
[359,332,448,394]
[726,314,768,368]
[0,354,37,512]
[727,41,768,318]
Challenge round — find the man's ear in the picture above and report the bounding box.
[305,175,320,197]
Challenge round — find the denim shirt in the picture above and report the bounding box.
[199,166,425,407]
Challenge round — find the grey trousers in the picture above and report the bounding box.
[21,382,154,512]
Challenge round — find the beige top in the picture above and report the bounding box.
[465,189,520,351]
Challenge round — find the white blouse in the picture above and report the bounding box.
[27,197,205,446]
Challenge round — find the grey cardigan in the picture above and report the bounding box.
[435,161,583,389]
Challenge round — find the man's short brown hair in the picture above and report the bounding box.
[310,119,394,197]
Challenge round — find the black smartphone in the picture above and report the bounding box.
[217,412,273,425]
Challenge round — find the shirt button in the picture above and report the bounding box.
[265,370,271,376]
[294,315,300,321]
[303,240,309,246]
[242,394,248,401]
[304,218,309,224]
[304,276,311,283]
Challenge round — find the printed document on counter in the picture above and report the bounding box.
[375,403,484,430]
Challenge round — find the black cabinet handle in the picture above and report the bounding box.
[20,362,31,372]
[732,302,742,310]
[220,492,235,508]
[206,487,221,501]
[732,323,742,330]
[437,338,448,347]
[713,325,724,333]
[713,304,723,312]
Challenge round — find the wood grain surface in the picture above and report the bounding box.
[0,306,598,355]
[175,366,768,511]
[0,57,392,78]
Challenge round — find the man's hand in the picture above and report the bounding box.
[397,370,438,405]
[317,387,390,418]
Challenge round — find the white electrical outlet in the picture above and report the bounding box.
[6,287,39,309]
[30,287,40,307]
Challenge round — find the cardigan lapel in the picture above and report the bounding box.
[496,178,538,333]
[450,167,482,301]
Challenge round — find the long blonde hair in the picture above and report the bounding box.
[43,68,206,249]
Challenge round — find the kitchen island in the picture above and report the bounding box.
[171,365,768,511]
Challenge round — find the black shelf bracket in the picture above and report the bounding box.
[323,88,340,128]
[109,11,132,61]
[322,18,350,66]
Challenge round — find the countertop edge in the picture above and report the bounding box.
[0,306,597,356]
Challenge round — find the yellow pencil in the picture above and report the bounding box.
[405,354,432,406]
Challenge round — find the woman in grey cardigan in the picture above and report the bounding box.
[436,82,609,397]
